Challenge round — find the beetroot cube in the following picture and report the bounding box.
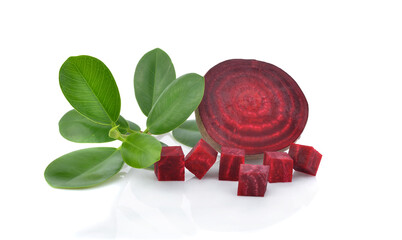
[154,146,185,181]
[288,143,322,176]
[219,147,245,181]
[185,139,218,179]
[237,164,269,197]
[263,152,293,183]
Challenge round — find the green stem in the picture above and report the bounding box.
[143,128,149,134]
[126,128,137,134]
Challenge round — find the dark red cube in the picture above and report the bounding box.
[154,146,185,181]
[219,147,245,181]
[185,139,218,179]
[237,164,269,197]
[288,143,322,176]
[263,152,293,183]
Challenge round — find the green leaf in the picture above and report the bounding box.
[59,110,114,143]
[126,120,141,132]
[121,132,162,168]
[147,73,205,135]
[144,141,167,171]
[59,55,121,125]
[44,147,124,189]
[58,110,135,143]
[172,120,202,147]
[116,115,129,132]
[116,116,142,134]
[145,164,155,170]
[134,48,176,116]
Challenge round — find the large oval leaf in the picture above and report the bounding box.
[59,55,121,125]
[58,110,138,143]
[59,110,115,143]
[121,132,162,168]
[44,147,123,189]
[134,48,176,116]
[172,120,202,147]
[147,73,205,134]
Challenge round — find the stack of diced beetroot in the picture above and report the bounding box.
[154,139,322,197]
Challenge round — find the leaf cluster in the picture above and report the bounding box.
[45,49,204,188]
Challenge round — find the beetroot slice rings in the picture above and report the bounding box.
[196,59,308,159]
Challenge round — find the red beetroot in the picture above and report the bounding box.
[289,143,322,176]
[154,146,185,181]
[263,152,293,183]
[219,147,245,181]
[196,59,308,159]
[237,164,269,197]
[185,139,218,179]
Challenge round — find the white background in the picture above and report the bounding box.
[1,0,401,239]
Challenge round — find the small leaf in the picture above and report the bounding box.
[116,116,142,134]
[59,110,133,143]
[134,48,176,116]
[44,147,124,189]
[172,120,202,147]
[59,55,121,125]
[126,120,141,132]
[116,115,129,132]
[108,125,122,140]
[144,141,167,171]
[121,132,162,168]
[147,73,205,135]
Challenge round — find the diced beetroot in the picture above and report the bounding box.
[288,143,322,176]
[237,164,269,197]
[196,59,309,159]
[185,139,218,179]
[219,146,245,181]
[219,147,245,181]
[154,146,185,181]
[263,152,293,183]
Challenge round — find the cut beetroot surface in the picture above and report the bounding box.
[196,59,308,158]
[289,143,322,176]
[237,164,269,197]
[263,152,293,183]
[219,146,245,181]
[185,139,218,179]
[154,146,185,181]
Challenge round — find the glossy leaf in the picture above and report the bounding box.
[144,141,167,170]
[116,115,129,132]
[44,147,124,189]
[59,55,121,125]
[126,120,141,132]
[172,120,202,147]
[58,110,136,143]
[59,110,114,143]
[147,73,204,134]
[116,116,141,134]
[121,132,162,168]
[134,48,176,116]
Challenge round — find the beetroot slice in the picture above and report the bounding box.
[196,59,308,159]
[185,139,218,179]
[237,164,269,197]
[219,146,245,181]
[154,146,185,181]
[288,143,322,176]
[263,152,293,183]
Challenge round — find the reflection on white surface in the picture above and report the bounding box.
[78,160,318,239]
